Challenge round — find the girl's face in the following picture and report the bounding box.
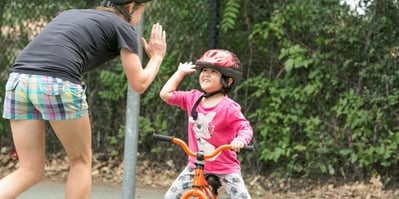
[199,67,223,93]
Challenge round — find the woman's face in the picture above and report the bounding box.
[129,3,145,25]
[199,67,223,93]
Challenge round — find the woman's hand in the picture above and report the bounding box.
[141,23,167,59]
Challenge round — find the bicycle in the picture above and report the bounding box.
[152,133,253,199]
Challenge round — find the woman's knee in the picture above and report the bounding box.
[19,165,45,183]
[67,152,92,167]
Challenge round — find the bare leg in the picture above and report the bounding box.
[49,114,92,199]
[0,120,46,199]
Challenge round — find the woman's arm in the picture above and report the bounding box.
[121,23,166,94]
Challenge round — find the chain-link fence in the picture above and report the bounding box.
[0,0,215,160]
[1,0,265,172]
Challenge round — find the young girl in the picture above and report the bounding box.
[160,49,253,199]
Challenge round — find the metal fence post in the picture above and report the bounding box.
[122,13,144,199]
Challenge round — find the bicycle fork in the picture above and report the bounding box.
[181,151,217,199]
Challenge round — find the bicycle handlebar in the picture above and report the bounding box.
[152,133,174,142]
[152,133,254,160]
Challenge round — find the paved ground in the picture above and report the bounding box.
[17,181,165,199]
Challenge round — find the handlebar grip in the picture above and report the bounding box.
[242,145,255,152]
[152,133,174,142]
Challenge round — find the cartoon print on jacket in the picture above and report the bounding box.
[191,112,219,161]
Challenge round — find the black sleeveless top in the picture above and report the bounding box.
[12,9,138,84]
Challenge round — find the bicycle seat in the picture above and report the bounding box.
[206,174,222,190]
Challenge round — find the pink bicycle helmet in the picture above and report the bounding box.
[195,49,243,85]
[191,49,242,120]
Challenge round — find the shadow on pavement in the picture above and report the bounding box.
[17,182,165,199]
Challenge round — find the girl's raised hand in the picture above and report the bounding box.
[177,62,196,75]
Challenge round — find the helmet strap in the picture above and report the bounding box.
[204,90,224,98]
[220,75,233,94]
[101,0,132,22]
[191,90,224,121]
[191,75,230,120]
[221,76,229,88]
[115,6,132,22]
[191,94,204,121]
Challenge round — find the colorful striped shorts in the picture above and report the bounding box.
[2,72,88,120]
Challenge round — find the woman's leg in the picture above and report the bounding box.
[49,115,92,199]
[0,120,46,199]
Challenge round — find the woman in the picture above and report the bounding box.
[0,0,166,198]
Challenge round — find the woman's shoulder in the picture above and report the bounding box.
[59,9,97,15]
[63,9,124,23]
[55,9,115,22]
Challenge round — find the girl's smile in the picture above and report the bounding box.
[199,67,223,92]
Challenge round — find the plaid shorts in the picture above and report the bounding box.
[2,72,88,120]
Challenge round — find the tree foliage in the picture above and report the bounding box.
[1,0,399,184]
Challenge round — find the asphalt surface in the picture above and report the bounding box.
[17,181,165,199]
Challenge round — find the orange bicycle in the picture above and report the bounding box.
[152,133,253,199]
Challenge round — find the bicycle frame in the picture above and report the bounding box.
[153,133,253,199]
[181,145,231,199]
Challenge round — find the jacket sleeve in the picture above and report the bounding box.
[228,103,253,145]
